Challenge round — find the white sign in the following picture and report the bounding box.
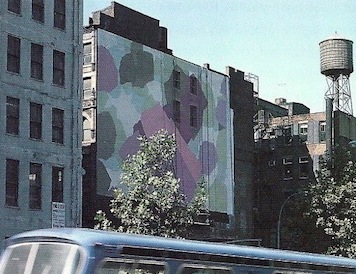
[52,202,65,228]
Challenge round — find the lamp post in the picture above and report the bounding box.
[277,191,306,249]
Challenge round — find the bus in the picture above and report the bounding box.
[1,228,356,274]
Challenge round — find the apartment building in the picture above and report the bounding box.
[254,98,356,248]
[0,0,83,240]
[82,2,256,240]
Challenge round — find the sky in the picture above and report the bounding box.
[83,1,356,113]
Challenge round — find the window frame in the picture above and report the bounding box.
[32,0,44,22]
[29,162,42,210]
[83,43,92,65]
[5,159,19,207]
[173,70,181,89]
[30,102,42,140]
[173,100,181,124]
[8,0,21,15]
[7,34,21,74]
[283,157,293,180]
[299,156,309,179]
[52,108,64,144]
[6,96,20,135]
[190,105,198,127]
[53,0,65,30]
[53,50,65,86]
[52,166,64,203]
[31,43,43,80]
[190,75,197,95]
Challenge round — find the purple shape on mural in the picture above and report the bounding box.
[98,45,118,92]
[119,130,141,159]
[216,99,227,129]
[199,141,218,175]
[121,104,202,201]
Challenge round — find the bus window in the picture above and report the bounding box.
[179,265,232,274]
[0,242,83,274]
[96,259,166,274]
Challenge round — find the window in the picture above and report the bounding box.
[190,75,197,95]
[30,102,42,140]
[283,157,293,180]
[52,108,64,144]
[173,70,180,89]
[31,43,43,80]
[283,126,292,145]
[173,100,180,123]
[6,159,19,207]
[319,121,326,142]
[32,0,44,22]
[83,117,92,142]
[83,77,92,99]
[83,43,92,64]
[190,105,198,127]
[52,166,63,202]
[97,259,165,274]
[53,50,65,86]
[299,156,309,179]
[7,35,21,74]
[54,0,65,30]
[29,163,42,210]
[181,265,231,274]
[298,122,308,143]
[8,0,21,14]
[6,96,20,135]
[268,160,276,167]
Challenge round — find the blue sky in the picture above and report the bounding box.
[83,1,356,113]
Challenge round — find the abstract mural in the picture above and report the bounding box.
[96,29,234,215]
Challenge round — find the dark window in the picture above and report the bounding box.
[30,102,42,140]
[32,0,44,22]
[6,159,19,207]
[190,75,197,95]
[54,0,65,30]
[52,166,64,202]
[52,108,64,144]
[190,105,198,127]
[173,100,180,123]
[83,43,92,64]
[97,260,165,274]
[173,70,180,89]
[283,127,292,145]
[8,0,21,14]
[29,163,42,210]
[31,43,43,80]
[283,157,293,180]
[6,97,20,135]
[53,50,65,86]
[7,35,21,74]
[319,121,326,142]
[181,266,231,274]
[299,156,309,179]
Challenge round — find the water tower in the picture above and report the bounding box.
[320,33,353,115]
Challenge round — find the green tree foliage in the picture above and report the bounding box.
[95,130,207,238]
[308,146,356,258]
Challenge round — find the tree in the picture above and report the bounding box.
[308,146,356,258]
[95,130,207,238]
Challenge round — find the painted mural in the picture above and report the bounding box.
[96,29,234,215]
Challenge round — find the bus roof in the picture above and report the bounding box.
[5,228,356,269]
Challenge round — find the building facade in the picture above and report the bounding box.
[0,0,83,240]
[82,2,256,240]
[254,97,356,248]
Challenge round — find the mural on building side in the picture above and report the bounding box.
[96,29,234,215]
